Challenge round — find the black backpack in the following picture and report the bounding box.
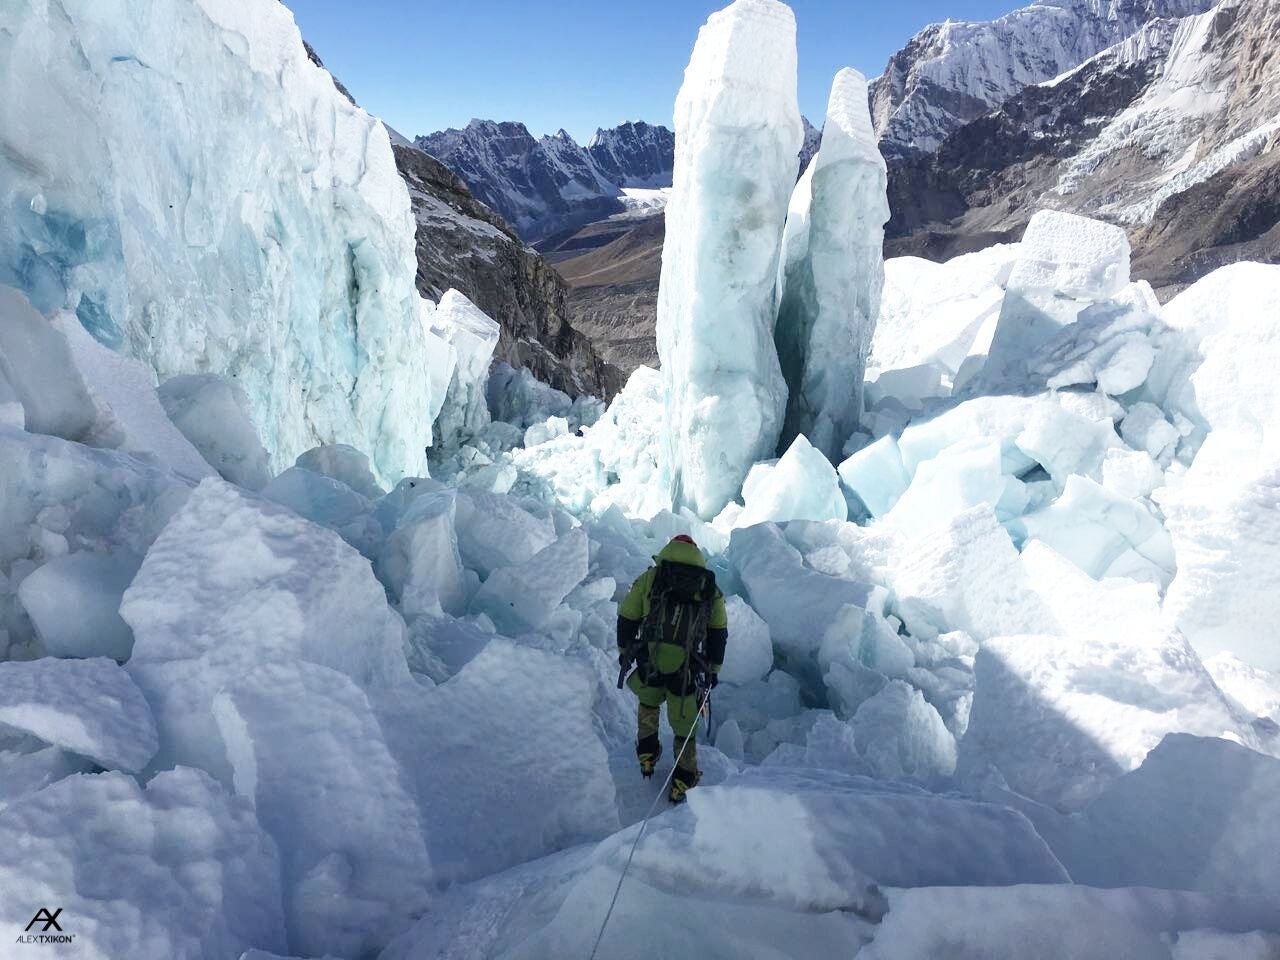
[638,561,717,686]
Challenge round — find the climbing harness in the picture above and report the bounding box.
[586,684,713,960]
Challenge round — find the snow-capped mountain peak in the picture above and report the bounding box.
[870,0,1218,157]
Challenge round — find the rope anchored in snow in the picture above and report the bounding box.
[587,686,712,960]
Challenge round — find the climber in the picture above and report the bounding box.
[617,534,728,804]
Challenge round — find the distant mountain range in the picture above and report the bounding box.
[415,121,675,242]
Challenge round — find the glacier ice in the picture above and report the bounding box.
[213,660,431,958]
[375,640,619,887]
[737,435,848,528]
[51,312,217,482]
[377,486,467,619]
[1030,288,1161,397]
[454,489,557,577]
[838,435,912,518]
[158,374,273,491]
[469,527,589,635]
[888,506,1051,643]
[0,427,192,660]
[873,245,1018,384]
[122,479,409,781]
[847,680,958,780]
[0,0,448,482]
[728,523,870,664]
[0,768,287,958]
[1120,401,1180,464]
[294,444,386,501]
[4,0,1280,951]
[656,0,803,519]
[0,656,157,772]
[261,467,383,559]
[720,595,774,685]
[0,286,96,441]
[1017,475,1174,585]
[429,290,501,452]
[16,549,141,660]
[1051,734,1280,896]
[882,437,1020,538]
[487,362,583,430]
[774,68,889,458]
[960,631,1253,811]
[980,210,1132,390]
[1155,264,1280,670]
[384,767,1066,960]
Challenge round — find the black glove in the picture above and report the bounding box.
[618,651,634,671]
[704,671,719,690]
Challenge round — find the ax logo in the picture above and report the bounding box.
[24,910,62,934]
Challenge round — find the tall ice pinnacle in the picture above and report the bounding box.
[775,68,890,460]
[656,0,804,520]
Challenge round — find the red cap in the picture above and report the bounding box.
[671,534,697,546]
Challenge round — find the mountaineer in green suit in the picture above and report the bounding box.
[617,534,728,804]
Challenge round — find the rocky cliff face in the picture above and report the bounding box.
[887,0,1280,297]
[587,121,675,187]
[393,144,624,399]
[869,0,1217,158]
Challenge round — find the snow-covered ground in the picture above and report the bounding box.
[615,187,672,217]
[1,0,1278,958]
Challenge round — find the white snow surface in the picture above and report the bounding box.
[871,0,1215,155]
[1156,264,1280,670]
[0,657,157,772]
[0,768,287,958]
[122,479,409,782]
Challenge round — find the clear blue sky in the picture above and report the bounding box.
[289,0,1018,142]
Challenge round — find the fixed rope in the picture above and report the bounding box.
[587,686,712,960]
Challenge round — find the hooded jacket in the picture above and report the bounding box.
[617,539,729,675]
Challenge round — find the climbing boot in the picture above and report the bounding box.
[669,766,701,804]
[636,734,662,779]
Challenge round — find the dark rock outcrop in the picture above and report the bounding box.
[394,144,624,399]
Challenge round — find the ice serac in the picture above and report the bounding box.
[1155,263,1280,671]
[212,660,431,958]
[775,68,889,459]
[0,0,448,483]
[980,211,1131,390]
[428,290,501,452]
[656,0,804,519]
[122,479,410,783]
